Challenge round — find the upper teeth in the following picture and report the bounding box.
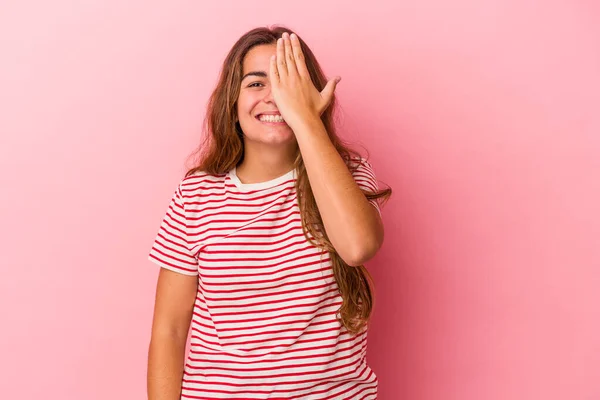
[259,114,284,122]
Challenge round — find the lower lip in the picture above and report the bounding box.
[256,116,288,125]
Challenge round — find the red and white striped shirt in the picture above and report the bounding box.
[148,158,381,399]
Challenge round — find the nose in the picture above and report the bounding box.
[263,86,275,103]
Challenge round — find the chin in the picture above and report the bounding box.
[244,129,296,146]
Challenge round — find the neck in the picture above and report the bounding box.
[235,141,298,184]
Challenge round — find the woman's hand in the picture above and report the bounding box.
[269,32,341,130]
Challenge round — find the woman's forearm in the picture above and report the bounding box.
[147,333,188,400]
[292,117,384,266]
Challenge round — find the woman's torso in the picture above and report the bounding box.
[151,165,378,399]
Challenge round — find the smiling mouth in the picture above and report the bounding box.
[256,114,287,124]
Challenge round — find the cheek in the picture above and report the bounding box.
[238,93,261,116]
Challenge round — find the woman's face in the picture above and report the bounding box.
[236,44,296,147]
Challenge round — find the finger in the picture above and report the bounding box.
[269,54,280,84]
[290,33,310,79]
[282,32,298,76]
[276,37,287,80]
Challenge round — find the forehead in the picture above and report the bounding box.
[242,44,277,74]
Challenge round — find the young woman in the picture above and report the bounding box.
[147,26,391,400]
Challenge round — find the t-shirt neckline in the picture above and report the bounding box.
[228,167,296,191]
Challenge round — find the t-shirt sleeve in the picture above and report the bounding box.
[350,158,382,216]
[148,183,198,276]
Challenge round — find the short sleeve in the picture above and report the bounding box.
[148,184,198,276]
[350,158,382,216]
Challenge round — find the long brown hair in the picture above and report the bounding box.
[186,26,391,334]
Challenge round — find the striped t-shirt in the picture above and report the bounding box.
[148,158,381,399]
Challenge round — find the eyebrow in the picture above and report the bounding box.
[241,71,268,81]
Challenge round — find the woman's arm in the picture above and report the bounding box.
[147,268,197,400]
[294,118,385,267]
[268,33,383,267]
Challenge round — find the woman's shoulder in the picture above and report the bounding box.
[346,154,374,170]
[177,170,229,195]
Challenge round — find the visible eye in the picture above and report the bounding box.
[247,82,264,88]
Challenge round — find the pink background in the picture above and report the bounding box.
[1,1,599,399]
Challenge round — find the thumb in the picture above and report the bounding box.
[321,76,341,103]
